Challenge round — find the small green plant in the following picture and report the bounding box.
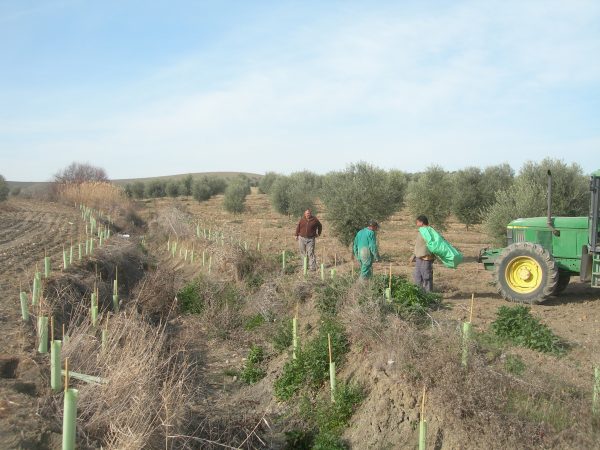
[240,345,266,384]
[284,429,314,449]
[244,314,266,331]
[272,319,293,352]
[305,383,364,434]
[177,280,203,314]
[315,277,352,316]
[491,305,566,354]
[374,275,441,321]
[504,354,526,376]
[274,320,348,400]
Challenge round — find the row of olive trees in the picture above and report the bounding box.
[257,159,589,246]
[123,175,229,202]
[0,175,9,201]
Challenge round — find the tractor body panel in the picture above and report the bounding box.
[480,216,588,274]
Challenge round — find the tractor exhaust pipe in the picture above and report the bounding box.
[547,170,560,236]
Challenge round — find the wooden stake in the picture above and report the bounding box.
[50,316,54,342]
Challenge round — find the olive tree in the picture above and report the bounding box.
[223,178,251,213]
[451,167,485,229]
[259,172,279,194]
[0,175,9,201]
[406,166,453,231]
[320,162,403,246]
[483,158,588,244]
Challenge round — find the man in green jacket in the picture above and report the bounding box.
[353,220,381,279]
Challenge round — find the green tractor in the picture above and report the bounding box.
[479,170,600,303]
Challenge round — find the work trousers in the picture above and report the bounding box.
[298,236,317,270]
[413,258,433,292]
[358,247,373,279]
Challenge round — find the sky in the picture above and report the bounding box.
[0,0,599,181]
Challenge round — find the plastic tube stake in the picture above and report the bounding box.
[320,263,325,281]
[78,243,82,260]
[38,316,48,353]
[303,256,308,276]
[462,322,472,367]
[419,387,427,450]
[85,239,89,255]
[20,291,29,321]
[51,340,62,392]
[32,276,39,307]
[62,388,78,450]
[101,328,107,352]
[113,294,119,312]
[63,247,67,270]
[282,250,286,273]
[69,245,73,265]
[208,256,212,274]
[90,238,94,254]
[328,333,336,402]
[202,251,206,267]
[292,316,298,360]
[44,256,51,278]
[330,268,336,279]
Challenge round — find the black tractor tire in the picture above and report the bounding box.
[552,271,571,296]
[494,242,558,304]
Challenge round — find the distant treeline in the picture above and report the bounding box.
[122,174,260,202]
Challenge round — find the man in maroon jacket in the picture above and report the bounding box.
[295,208,322,271]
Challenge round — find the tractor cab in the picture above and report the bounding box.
[479,170,600,303]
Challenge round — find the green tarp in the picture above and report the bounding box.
[419,226,463,269]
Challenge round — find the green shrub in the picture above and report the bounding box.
[491,305,565,354]
[166,181,180,197]
[244,314,266,331]
[269,171,320,217]
[240,345,266,384]
[274,320,348,400]
[131,181,145,199]
[375,275,441,320]
[145,179,167,198]
[312,432,347,450]
[315,277,352,316]
[505,354,526,376]
[308,383,363,434]
[284,429,314,449]
[177,280,203,314]
[451,167,485,229]
[181,174,193,196]
[273,319,293,352]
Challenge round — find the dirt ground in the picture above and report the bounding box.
[1,191,599,449]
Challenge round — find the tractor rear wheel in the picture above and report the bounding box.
[552,271,571,296]
[494,242,558,304]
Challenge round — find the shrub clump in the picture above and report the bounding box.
[177,280,203,314]
[272,319,293,352]
[274,320,348,400]
[374,275,441,321]
[491,305,566,354]
[239,345,266,384]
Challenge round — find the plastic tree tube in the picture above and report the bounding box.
[38,316,48,353]
[78,243,82,260]
[62,388,78,450]
[45,256,51,278]
[20,291,29,321]
[282,251,286,272]
[462,322,472,367]
[594,366,600,416]
[32,276,40,307]
[419,388,427,450]
[69,245,73,265]
[303,256,308,276]
[292,316,298,360]
[328,334,336,402]
[330,268,336,279]
[51,340,62,392]
[320,263,325,281]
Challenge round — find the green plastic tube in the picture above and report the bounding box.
[85,239,89,255]
[91,305,98,327]
[385,287,391,303]
[292,317,298,360]
[208,256,212,274]
[329,362,336,402]
[202,251,206,266]
[113,294,119,312]
[282,251,286,272]
[50,340,62,392]
[196,224,200,237]
[78,243,82,260]
[20,291,29,321]
[62,388,79,450]
[99,234,103,247]
[62,249,68,270]
[38,316,48,353]
[594,366,600,415]
[320,263,324,281]
[113,277,118,296]
[419,420,427,450]
[44,256,51,278]
[244,241,248,251]
[107,229,111,239]
[330,268,336,279]
[69,246,73,265]
[32,276,40,307]
[190,250,194,264]
[462,322,472,367]
[90,238,94,254]
[185,249,188,261]
[303,256,308,276]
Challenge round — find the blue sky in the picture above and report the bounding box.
[0,0,599,181]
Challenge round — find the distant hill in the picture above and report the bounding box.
[7,172,263,189]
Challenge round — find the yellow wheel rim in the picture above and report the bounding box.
[505,256,542,293]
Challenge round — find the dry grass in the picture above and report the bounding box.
[56,181,128,213]
[44,300,192,450]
